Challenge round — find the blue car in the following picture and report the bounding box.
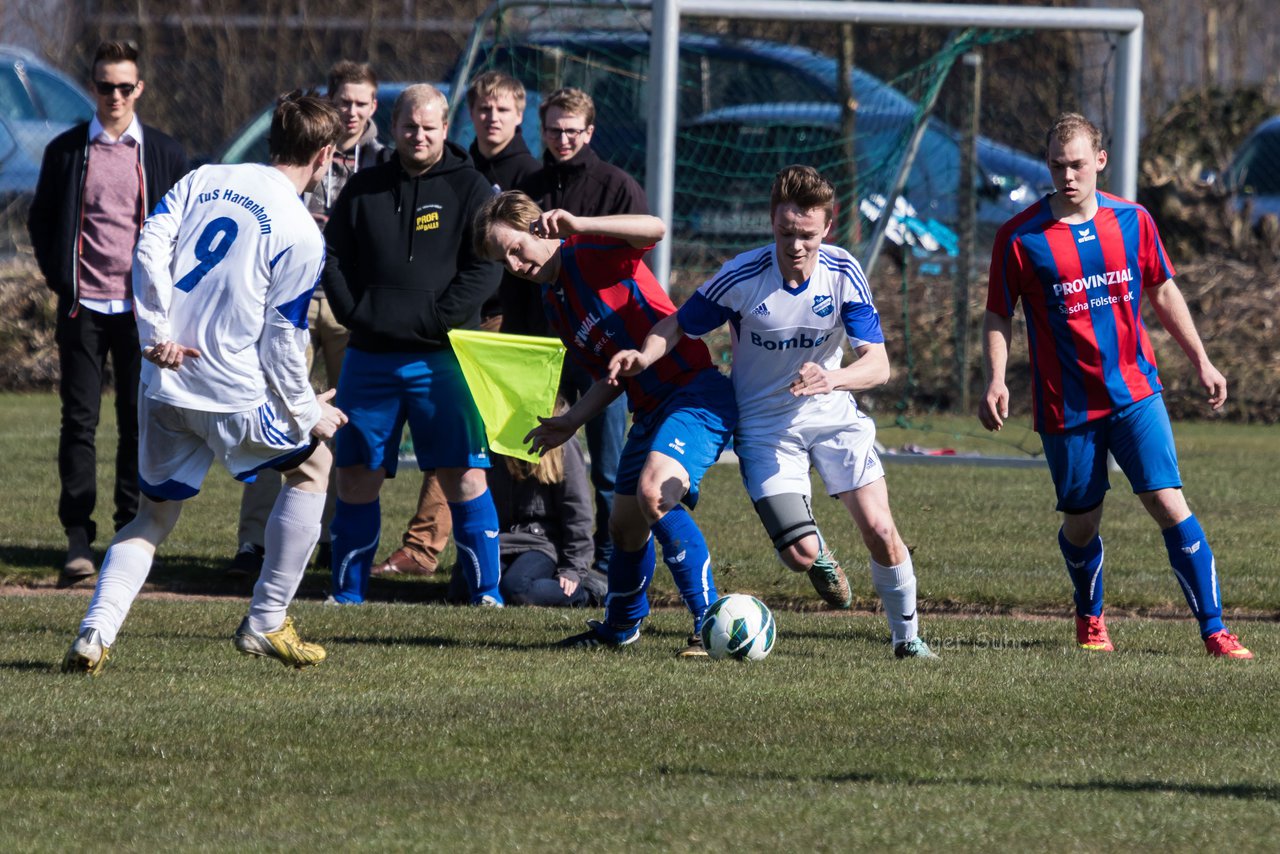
[0,45,94,199]
[1221,115,1280,225]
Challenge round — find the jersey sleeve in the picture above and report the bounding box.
[259,237,324,434]
[1137,207,1175,287]
[132,172,194,350]
[986,226,1024,317]
[676,291,734,338]
[830,253,885,347]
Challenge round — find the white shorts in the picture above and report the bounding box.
[735,398,883,502]
[138,392,311,501]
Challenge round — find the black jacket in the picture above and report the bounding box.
[489,440,594,576]
[27,121,189,307]
[469,133,541,322]
[505,144,649,336]
[468,132,540,194]
[322,142,502,352]
[518,143,648,220]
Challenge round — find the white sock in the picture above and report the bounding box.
[249,487,325,634]
[82,542,154,647]
[870,556,919,645]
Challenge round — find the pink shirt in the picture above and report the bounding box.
[78,123,143,306]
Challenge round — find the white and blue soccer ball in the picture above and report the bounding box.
[700,594,775,661]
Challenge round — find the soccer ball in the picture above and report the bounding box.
[700,594,775,661]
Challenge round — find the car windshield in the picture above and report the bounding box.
[1228,129,1280,196]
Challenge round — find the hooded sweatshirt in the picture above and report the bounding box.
[321,140,501,352]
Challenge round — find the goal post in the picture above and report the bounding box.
[647,0,1145,286]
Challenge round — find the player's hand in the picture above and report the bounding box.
[557,574,580,597]
[143,341,201,370]
[790,362,834,396]
[979,382,1009,431]
[1199,363,1228,411]
[529,209,580,239]
[607,349,649,384]
[524,414,576,456]
[311,388,348,440]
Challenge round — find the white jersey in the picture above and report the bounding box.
[678,243,883,431]
[133,163,322,434]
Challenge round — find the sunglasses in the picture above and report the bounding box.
[94,81,138,97]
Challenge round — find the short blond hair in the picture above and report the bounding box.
[539,87,594,127]
[393,83,448,124]
[467,70,526,113]
[1046,112,1102,153]
[473,190,545,258]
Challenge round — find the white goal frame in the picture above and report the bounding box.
[646,0,1144,285]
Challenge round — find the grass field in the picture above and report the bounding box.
[1,393,1277,850]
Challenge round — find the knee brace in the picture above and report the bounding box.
[753,493,818,552]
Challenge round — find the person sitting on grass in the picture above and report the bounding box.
[473,191,737,657]
[448,403,604,607]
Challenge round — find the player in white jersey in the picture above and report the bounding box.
[611,165,937,658]
[62,93,348,675]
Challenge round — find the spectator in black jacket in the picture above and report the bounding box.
[27,40,188,586]
[516,87,648,577]
[372,71,541,583]
[322,83,504,605]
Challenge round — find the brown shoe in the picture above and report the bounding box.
[59,530,96,587]
[370,547,437,578]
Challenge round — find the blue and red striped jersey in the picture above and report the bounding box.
[542,234,715,420]
[987,191,1174,433]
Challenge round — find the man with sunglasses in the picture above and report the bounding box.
[516,87,647,582]
[29,41,188,587]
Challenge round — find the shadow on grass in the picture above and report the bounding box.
[0,659,59,672]
[665,766,1280,801]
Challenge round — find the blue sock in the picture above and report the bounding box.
[450,492,502,604]
[330,498,380,604]
[652,506,718,633]
[603,536,655,629]
[1059,528,1104,618]
[1162,515,1224,638]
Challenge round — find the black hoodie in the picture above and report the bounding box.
[322,140,501,352]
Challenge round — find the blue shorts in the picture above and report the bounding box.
[1040,392,1182,513]
[334,347,491,475]
[616,369,737,509]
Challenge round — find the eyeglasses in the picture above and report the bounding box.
[94,81,138,97]
[542,126,588,140]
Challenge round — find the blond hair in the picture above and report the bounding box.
[539,87,594,126]
[473,190,545,258]
[1046,112,1102,154]
[392,83,448,124]
[504,398,570,484]
[467,70,526,113]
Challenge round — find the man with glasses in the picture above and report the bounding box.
[29,40,188,586]
[518,87,646,578]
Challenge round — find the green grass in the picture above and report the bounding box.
[1,392,1277,849]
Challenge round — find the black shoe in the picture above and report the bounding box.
[314,542,332,571]
[227,542,264,578]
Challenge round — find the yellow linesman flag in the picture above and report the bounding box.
[448,330,566,463]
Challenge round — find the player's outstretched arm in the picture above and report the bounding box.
[533,209,665,248]
[979,310,1013,431]
[1146,278,1228,410]
[524,378,623,455]
[607,314,685,384]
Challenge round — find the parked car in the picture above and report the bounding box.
[449,30,918,180]
[1221,115,1280,224]
[675,101,1050,248]
[217,81,541,165]
[0,45,94,198]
